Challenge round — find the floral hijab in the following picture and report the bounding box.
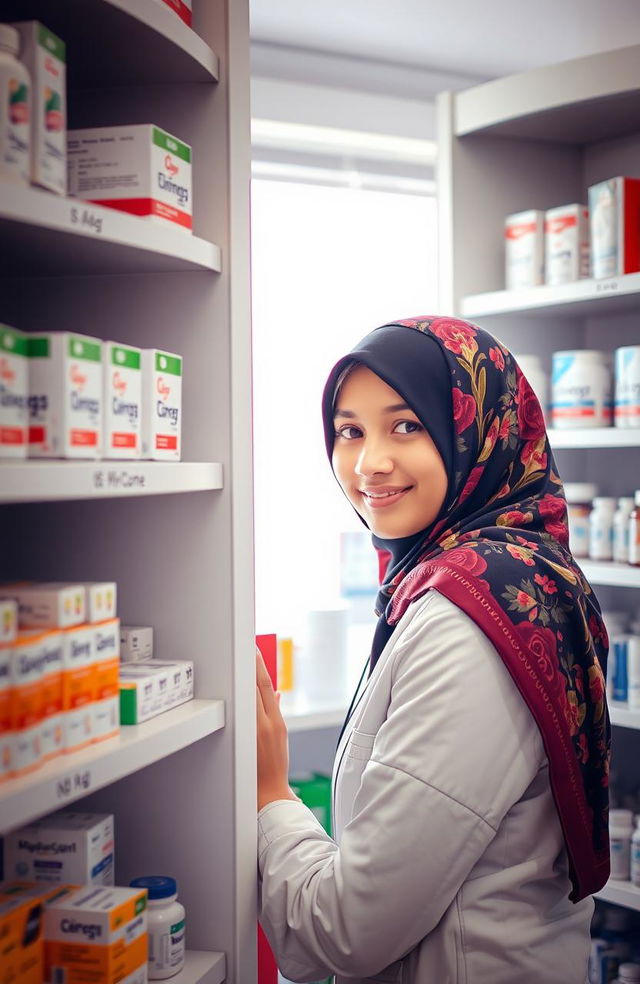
[322,316,610,902]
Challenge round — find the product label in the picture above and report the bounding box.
[33,22,66,193]
[5,73,30,181]
[0,326,27,456]
[104,345,141,458]
[66,337,102,455]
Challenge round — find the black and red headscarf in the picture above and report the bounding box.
[322,316,610,902]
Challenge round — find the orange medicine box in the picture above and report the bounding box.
[9,632,46,777]
[44,885,148,984]
[61,625,94,753]
[92,618,120,743]
[0,882,65,984]
[40,630,64,763]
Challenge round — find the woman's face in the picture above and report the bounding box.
[332,366,448,538]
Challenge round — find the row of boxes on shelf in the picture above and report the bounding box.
[2,19,193,233]
[505,176,640,289]
[0,326,182,460]
[0,583,194,780]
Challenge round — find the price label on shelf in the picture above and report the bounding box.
[595,278,619,294]
[55,769,93,801]
[69,205,104,235]
[92,468,147,492]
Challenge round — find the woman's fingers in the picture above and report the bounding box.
[256,647,277,713]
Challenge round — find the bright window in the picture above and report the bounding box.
[251,174,438,633]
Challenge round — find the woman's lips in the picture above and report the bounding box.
[360,486,412,509]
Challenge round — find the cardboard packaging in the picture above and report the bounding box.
[545,203,590,285]
[11,21,66,194]
[157,0,192,25]
[40,629,64,762]
[589,176,640,279]
[67,123,192,232]
[0,598,17,643]
[61,625,94,753]
[505,209,545,289]
[120,625,154,663]
[0,644,11,783]
[28,332,102,459]
[9,631,46,777]
[4,812,114,887]
[0,882,63,984]
[102,342,142,459]
[119,659,193,724]
[141,349,182,460]
[44,884,148,984]
[0,583,85,629]
[0,325,28,458]
[92,618,120,743]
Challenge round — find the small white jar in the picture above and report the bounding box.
[614,497,635,563]
[631,819,640,887]
[617,962,640,984]
[564,482,597,558]
[551,349,612,429]
[610,808,634,880]
[615,345,640,428]
[516,354,549,424]
[0,24,31,185]
[589,496,616,561]
[131,876,185,980]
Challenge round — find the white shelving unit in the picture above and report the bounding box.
[609,703,640,731]
[0,1,254,980]
[438,43,640,916]
[595,880,640,913]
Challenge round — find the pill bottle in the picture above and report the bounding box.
[614,497,635,563]
[589,497,616,561]
[615,345,640,428]
[551,350,612,429]
[564,483,597,558]
[0,24,30,185]
[611,635,630,702]
[629,492,640,566]
[516,354,549,424]
[130,876,185,979]
[627,636,640,709]
[610,809,634,880]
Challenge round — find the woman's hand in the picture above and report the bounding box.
[256,647,298,812]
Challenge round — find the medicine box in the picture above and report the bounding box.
[28,332,103,459]
[0,645,11,782]
[45,885,148,984]
[102,341,142,459]
[0,598,17,643]
[61,624,94,753]
[68,123,192,232]
[92,617,120,743]
[141,348,182,460]
[157,0,193,25]
[120,625,154,662]
[0,325,28,458]
[119,659,194,724]
[589,176,640,279]
[77,582,117,623]
[40,629,64,763]
[11,21,67,195]
[545,204,590,285]
[0,882,63,984]
[9,631,47,777]
[505,209,545,289]
[0,582,85,629]
[4,812,115,887]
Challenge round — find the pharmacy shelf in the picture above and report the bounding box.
[595,879,640,912]
[0,699,225,834]
[0,461,223,504]
[176,950,226,984]
[461,272,640,320]
[2,0,219,85]
[284,703,348,733]
[578,561,640,589]
[610,703,640,730]
[0,184,221,277]
[548,428,640,449]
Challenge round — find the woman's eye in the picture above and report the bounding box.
[335,425,362,440]
[394,420,422,434]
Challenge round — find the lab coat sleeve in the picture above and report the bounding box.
[258,592,545,982]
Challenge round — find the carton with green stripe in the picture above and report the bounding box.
[103,341,142,458]
[67,124,192,232]
[12,21,66,195]
[141,348,182,460]
[28,332,102,458]
[0,324,28,458]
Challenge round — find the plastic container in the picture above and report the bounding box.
[0,24,30,185]
[629,491,640,567]
[564,482,597,558]
[614,498,635,563]
[516,354,549,424]
[551,350,612,429]
[617,963,640,984]
[610,808,634,880]
[615,345,640,428]
[627,636,640,709]
[631,818,640,887]
[589,497,616,561]
[130,876,185,979]
[612,635,630,702]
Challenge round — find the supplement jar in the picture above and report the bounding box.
[0,24,30,185]
[609,809,633,880]
[614,497,635,563]
[589,497,616,561]
[615,345,640,428]
[551,350,612,429]
[130,876,185,979]
[564,483,597,558]
[629,491,640,566]
[516,354,549,424]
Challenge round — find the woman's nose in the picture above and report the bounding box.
[355,438,394,476]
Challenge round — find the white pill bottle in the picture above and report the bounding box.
[131,876,186,979]
[0,25,30,185]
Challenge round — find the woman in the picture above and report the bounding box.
[256,316,610,984]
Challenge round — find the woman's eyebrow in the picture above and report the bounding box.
[334,403,411,419]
